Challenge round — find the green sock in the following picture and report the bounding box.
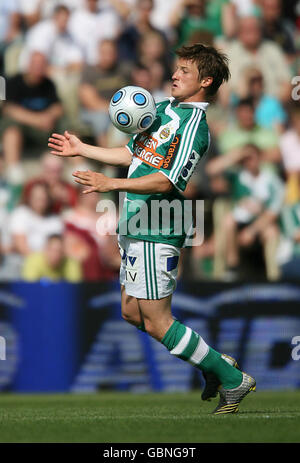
[161,320,242,389]
[200,347,242,389]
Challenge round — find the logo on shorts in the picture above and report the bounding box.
[123,250,139,283]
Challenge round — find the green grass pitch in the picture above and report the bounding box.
[0,391,300,443]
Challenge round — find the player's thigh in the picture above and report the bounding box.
[120,285,141,324]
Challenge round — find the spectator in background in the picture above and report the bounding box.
[170,0,236,47]
[230,0,261,18]
[0,52,63,181]
[9,182,63,257]
[217,98,281,165]
[278,200,300,280]
[23,152,78,214]
[2,183,63,279]
[18,0,84,29]
[79,39,129,146]
[150,0,182,38]
[280,103,300,204]
[68,0,121,65]
[63,187,120,281]
[148,61,172,101]
[118,0,164,63]
[19,5,83,74]
[260,0,297,59]
[22,234,82,282]
[222,15,292,104]
[206,144,284,280]
[0,0,21,73]
[234,66,287,132]
[130,62,153,90]
[0,155,22,268]
[137,31,172,83]
[129,62,170,103]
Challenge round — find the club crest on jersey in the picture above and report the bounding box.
[159,127,171,140]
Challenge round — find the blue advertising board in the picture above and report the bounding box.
[0,281,300,392]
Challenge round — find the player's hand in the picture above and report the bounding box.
[72,170,112,194]
[48,131,83,157]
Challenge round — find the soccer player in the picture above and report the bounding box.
[48,43,256,414]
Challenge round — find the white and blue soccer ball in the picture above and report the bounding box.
[109,86,157,134]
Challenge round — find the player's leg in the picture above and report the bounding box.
[120,237,255,412]
[121,285,145,332]
[138,295,255,414]
[133,239,241,388]
[137,290,243,391]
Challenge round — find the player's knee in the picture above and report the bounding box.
[121,310,132,323]
[121,310,139,326]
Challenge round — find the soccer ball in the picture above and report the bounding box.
[109,86,157,134]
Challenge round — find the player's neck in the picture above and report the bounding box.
[179,89,209,104]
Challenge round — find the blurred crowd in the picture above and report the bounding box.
[0,0,299,283]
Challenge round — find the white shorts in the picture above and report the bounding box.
[118,235,181,300]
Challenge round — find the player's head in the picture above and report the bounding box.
[172,43,230,101]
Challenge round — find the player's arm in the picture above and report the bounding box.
[72,170,173,195]
[48,131,132,167]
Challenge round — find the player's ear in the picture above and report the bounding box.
[201,77,213,88]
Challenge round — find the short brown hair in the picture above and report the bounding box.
[175,43,230,96]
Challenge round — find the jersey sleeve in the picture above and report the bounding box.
[160,109,210,192]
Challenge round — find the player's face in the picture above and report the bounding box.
[171,59,203,102]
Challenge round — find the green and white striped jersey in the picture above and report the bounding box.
[117,98,210,247]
